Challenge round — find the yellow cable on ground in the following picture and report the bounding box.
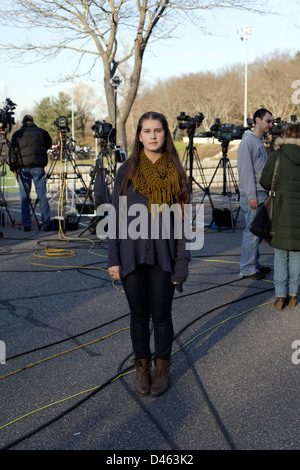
[0,327,129,381]
[29,164,109,271]
[172,298,274,354]
[0,298,274,432]
[0,367,133,432]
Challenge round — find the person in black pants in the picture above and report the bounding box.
[108,111,190,397]
[10,115,52,231]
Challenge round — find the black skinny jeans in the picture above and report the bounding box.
[122,264,176,361]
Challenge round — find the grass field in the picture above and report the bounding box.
[176,141,238,161]
[1,165,19,193]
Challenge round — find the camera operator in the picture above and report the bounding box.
[10,115,52,231]
[238,108,273,279]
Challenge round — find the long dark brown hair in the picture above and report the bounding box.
[120,111,189,210]
[285,123,300,138]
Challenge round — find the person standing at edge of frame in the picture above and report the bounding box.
[10,115,52,232]
[238,108,274,280]
[107,111,190,397]
[260,123,300,310]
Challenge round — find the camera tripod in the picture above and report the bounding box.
[77,156,111,218]
[199,138,240,228]
[182,129,215,217]
[78,146,118,237]
[45,132,94,216]
[79,78,124,237]
[76,137,118,222]
[183,132,212,197]
[0,147,15,227]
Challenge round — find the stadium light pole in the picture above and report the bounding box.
[238,27,253,127]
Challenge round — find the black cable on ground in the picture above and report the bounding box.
[174,285,274,337]
[6,312,130,361]
[0,365,133,451]
[0,277,274,450]
[117,354,180,451]
[5,277,272,363]
[174,335,237,450]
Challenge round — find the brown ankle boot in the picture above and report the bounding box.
[150,359,171,397]
[134,359,151,395]
[274,297,287,310]
[289,295,297,308]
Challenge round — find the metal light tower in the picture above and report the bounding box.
[238,27,253,127]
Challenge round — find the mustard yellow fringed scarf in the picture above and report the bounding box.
[132,148,180,212]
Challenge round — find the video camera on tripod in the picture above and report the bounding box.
[92,120,118,157]
[198,118,249,142]
[54,115,70,136]
[177,112,205,135]
[0,98,16,137]
[92,120,116,143]
[194,117,244,228]
[269,115,297,138]
[53,115,72,157]
[0,99,17,227]
[266,115,297,152]
[91,118,126,163]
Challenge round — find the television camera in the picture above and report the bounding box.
[266,115,298,152]
[0,98,16,136]
[0,99,17,226]
[91,120,116,142]
[198,118,249,142]
[54,115,70,135]
[53,115,73,158]
[177,112,205,135]
[195,118,243,226]
[78,118,125,236]
[270,115,297,138]
[91,119,117,155]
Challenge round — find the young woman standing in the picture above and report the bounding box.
[260,123,300,309]
[108,111,190,396]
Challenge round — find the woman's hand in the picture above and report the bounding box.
[108,265,122,281]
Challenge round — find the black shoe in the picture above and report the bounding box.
[23,226,31,232]
[43,224,52,232]
[241,272,265,280]
[259,266,271,274]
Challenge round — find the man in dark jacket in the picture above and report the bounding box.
[10,115,52,231]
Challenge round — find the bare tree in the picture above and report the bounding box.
[132,51,300,145]
[73,83,97,137]
[0,0,271,148]
[248,52,300,120]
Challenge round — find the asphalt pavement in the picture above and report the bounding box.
[0,192,299,456]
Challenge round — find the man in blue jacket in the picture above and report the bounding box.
[238,108,273,279]
[10,115,52,231]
